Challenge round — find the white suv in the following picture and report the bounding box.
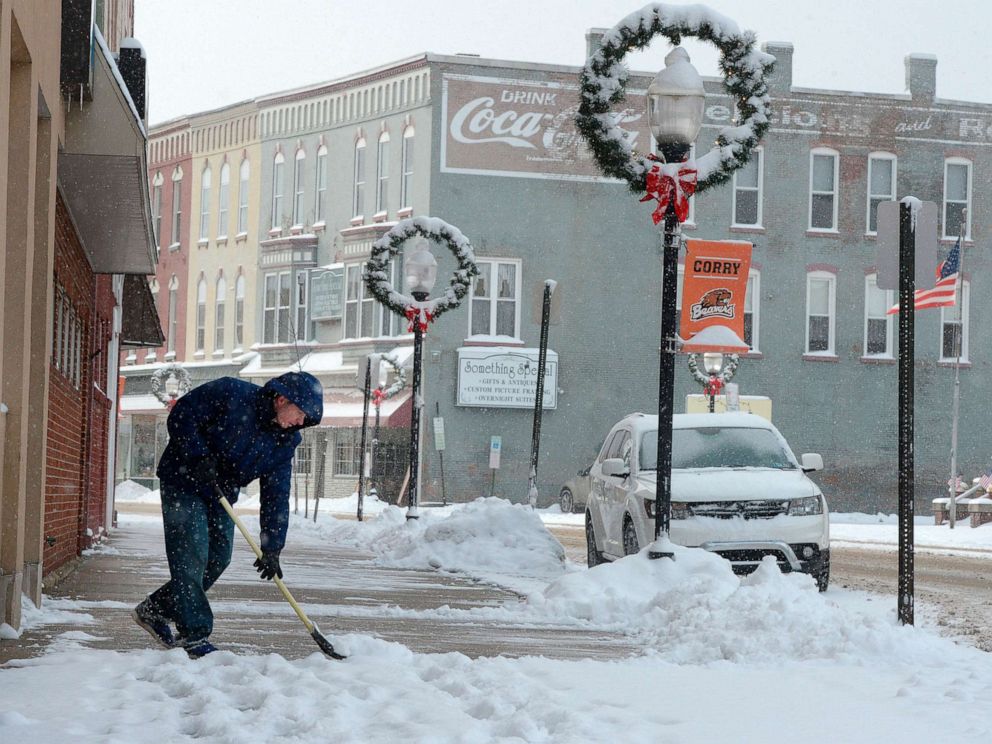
[585,412,830,591]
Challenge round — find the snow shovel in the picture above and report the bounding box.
[214,484,346,660]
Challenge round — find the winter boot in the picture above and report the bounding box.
[182,639,218,659]
[131,599,175,648]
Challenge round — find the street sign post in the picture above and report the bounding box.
[875,199,937,291]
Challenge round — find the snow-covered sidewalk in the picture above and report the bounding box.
[2,497,990,742]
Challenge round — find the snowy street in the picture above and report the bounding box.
[2,498,991,742]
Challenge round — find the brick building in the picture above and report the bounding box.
[0,0,160,631]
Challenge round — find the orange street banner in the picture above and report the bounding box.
[680,239,752,353]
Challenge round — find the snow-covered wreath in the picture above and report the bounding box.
[149,362,192,406]
[576,4,774,202]
[687,353,739,397]
[363,217,478,333]
[371,352,407,408]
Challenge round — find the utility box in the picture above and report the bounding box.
[685,394,772,421]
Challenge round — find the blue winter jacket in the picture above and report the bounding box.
[156,372,324,552]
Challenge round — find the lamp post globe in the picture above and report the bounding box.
[648,47,704,554]
[406,241,438,300]
[405,241,436,520]
[702,352,724,375]
[647,47,705,162]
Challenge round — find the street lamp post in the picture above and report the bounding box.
[404,244,438,520]
[702,352,724,413]
[647,47,705,550]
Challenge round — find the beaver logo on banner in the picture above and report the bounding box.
[680,239,752,353]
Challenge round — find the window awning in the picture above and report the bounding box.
[319,390,412,428]
[57,26,156,275]
[120,274,165,348]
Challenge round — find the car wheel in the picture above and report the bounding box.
[585,513,605,567]
[815,559,830,592]
[559,488,574,514]
[622,516,640,556]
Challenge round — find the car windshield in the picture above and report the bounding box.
[639,427,797,471]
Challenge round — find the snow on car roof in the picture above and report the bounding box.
[620,411,775,437]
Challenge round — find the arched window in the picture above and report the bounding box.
[196,277,207,352]
[171,166,183,246]
[353,137,366,217]
[214,275,226,353]
[805,269,837,355]
[271,152,285,229]
[238,158,250,234]
[151,171,164,247]
[293,148,306,226]
[400,126,415,209]
[943,157,972,239]
[863,274,894,358]
[167,275,179,357]
[940,278,969,362]
[866,152,896,234]
[376,131,390,214]
[235,274,246,349]
[315,145,328,223]
[218,162,230,238]
[199,163,211,241]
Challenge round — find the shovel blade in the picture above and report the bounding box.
[311,624,346,660]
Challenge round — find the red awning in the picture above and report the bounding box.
[319,390,412,428]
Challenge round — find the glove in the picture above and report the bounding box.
[192,456,218,484]
[254,550,283,581]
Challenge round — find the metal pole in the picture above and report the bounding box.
[947,215,966,529]
[652,205,679,558]
[897,200,915,626]
[708,377,716,413]
[356,359,372,522]
[528,280,554,508]
[406,297,427,520]
[372,397,381,495]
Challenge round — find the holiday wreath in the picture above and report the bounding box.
[576,3,775,195]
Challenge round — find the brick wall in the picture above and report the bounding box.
[44,196,116,573]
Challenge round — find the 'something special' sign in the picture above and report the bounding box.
[457,347,558,409]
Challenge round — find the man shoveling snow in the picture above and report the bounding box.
[131,371,323,658]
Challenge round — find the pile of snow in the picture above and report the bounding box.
[114,480,158,503]
[300,498,567,592]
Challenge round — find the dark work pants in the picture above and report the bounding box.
[147,484,234,642]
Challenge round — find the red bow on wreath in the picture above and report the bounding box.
[371,388,386,407]
[405,306,434,333]
[640,162,697,225]
[704,376,723,398]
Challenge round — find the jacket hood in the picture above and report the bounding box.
[264,371,324,428]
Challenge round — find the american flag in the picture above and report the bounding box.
[886,237,960,315]
[947,475,965,492]
[980,470,992,491]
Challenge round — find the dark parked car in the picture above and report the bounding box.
[559,465,592,513]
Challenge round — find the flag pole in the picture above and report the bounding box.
[947,211,966,529]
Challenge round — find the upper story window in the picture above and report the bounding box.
[315,145,328,224]
[344,263,380,339]
[199,163,211,241]
[292,149,306,227]
[943,157,972,239]
[234,274,245,350]
[167,275,178,357]
[353,137,367,217]
[271,152,285,229]
[809,148,839,231]
[218,163,230,239]
[866,153,896,235]
[864,274,894,358]
[732,148,762,227]
[940,279,969,362]
[151,171,164,247]
[238,159,250,234]
[468,259,521,339]
[263,271,291,344]
[195,277,207,352]
[214,275,226,353]
[400,126,415,209]
[805,270,836,355]
[376,132,390,214]
[171,167,183,246]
